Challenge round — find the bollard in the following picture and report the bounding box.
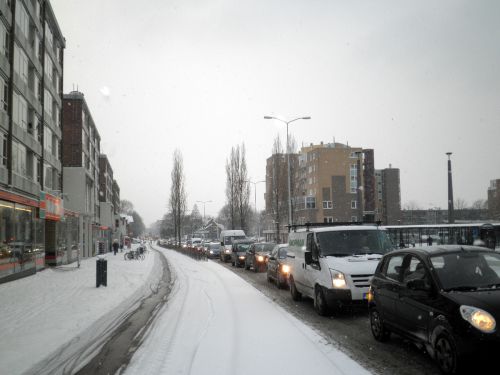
[96,257,108,287]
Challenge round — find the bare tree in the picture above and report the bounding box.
[225,148,238,229]
[237,144,250,230]
[402,201,422,211]
[225,144,250,231]
[169,149,187,245]
[454,198,468,210]
[120,199,134,214]
[471,199,488,210]
[270,135,288,242]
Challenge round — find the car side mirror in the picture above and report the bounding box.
[407,279,430,292]
[305,251,312,265]
[269,256,276,261]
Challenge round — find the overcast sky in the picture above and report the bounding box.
[51,0,500,226]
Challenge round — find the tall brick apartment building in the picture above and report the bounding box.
[263,142,401,241]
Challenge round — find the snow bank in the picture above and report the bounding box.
[0,246,159,375]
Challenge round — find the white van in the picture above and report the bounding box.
[287,224,394,316]
[219,229,246,262]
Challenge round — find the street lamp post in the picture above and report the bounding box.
[446,152,454,224]
[246,179,265,239]
[264,115,311,226]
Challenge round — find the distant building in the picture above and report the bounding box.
[62,91,101,257]
[375,166,402,225]
[263,141,401,240]
[488,179,500,220]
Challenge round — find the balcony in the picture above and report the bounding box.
[12,122,42,156]
[12,172,40,196]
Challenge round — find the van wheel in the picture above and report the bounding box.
[314,286,329,316]
[290,276,302,301]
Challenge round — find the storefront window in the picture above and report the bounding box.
[0,200,37,280]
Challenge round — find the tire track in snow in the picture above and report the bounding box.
[125,249,240,375]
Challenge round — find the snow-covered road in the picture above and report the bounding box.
[125,248,371,375]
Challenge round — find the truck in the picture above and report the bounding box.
[287,223,394,316]
[219,229,246,262]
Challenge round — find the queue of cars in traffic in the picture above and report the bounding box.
[159,222,500,374]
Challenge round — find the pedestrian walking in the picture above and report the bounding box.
[112,239,119,255]
[427,235,433,246]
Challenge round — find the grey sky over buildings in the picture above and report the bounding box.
[51,0,500,226]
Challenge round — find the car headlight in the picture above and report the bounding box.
[257,255,264,262]
[225,249,231,254]
[239,255,245,260]
[209,250,214,254]
[281,264,290,274]
[331,270,347,289]
[460,306,496,333]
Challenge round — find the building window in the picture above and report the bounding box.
[351,200,357,209]
[306,196,316,209]
[0,23,8,58]
[12,141,27,176]
[0,76,8,112]
[44,162,52,189]
[44,89,53,118]
[15,2,30,39]
[13,93,28,130]
[0,132,7,166]
[324,217,333,223]
[14,45,29,84]
[351,216,358,222]
[350,164,358,193]
[323,201,332,209]
[44,126,53,154]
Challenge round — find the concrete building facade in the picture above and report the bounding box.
[0,0,75,282]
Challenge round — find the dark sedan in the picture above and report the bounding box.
[368,245,500,374]
[266,244,289,288]
[245,242,275,272]
[231,239,254,268]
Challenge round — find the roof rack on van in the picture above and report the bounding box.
[287,221,381,232]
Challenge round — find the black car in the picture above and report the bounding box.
[369,245,500,374]
[266,244,290,288]
[206,242,221,259]
[245,242,275,272]
[231,239,254,267]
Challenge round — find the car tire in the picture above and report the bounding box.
[314,286,329,316]
[277,273,283,289]
[290,276,302,301]
[434,332,458,375]
[370,308,391,342]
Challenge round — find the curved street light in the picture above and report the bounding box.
[264,116,311,226]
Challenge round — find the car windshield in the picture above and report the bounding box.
[236,244,251,251]
[431,251,500,291]
[255,243,275,252]
[278,248,288,258]
[316,230,394,256]
[209,244,220,250]
[224,236,245,245]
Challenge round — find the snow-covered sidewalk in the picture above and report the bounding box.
[0,245,160,375]
[125,248,371,375]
